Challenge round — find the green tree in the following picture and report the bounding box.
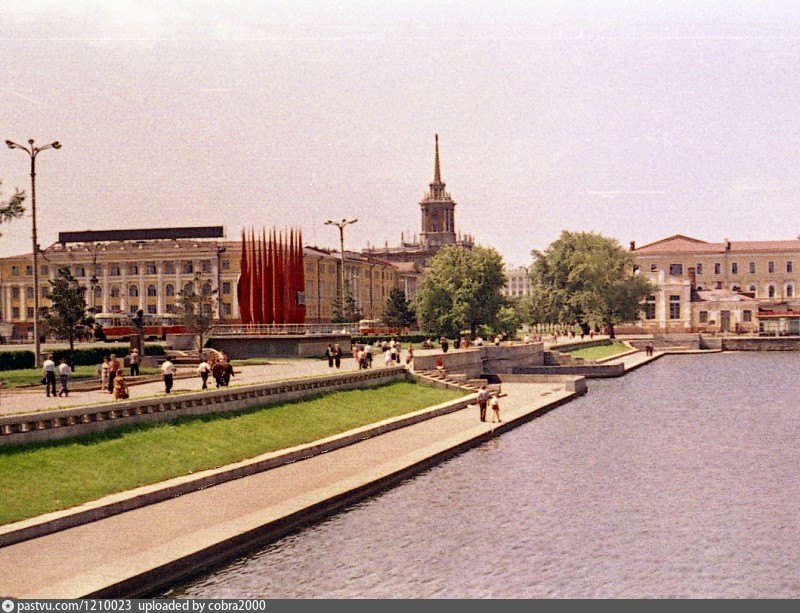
[177,273,218,354]
[45,266,91,370]
[494,302,523,338]
[331,290,362,324]
[0,180,25,237]
[414,245,506,338]
[382,287,416,330]
[528,231,655,338]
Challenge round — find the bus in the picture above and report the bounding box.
[93,312,188,341]
[358,319,399,336]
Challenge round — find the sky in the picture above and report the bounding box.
[2,1,800,267]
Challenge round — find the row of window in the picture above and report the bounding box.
[8,282,232,300]
[666,261,794,276]
[9,260,231,278]
[5,302,233,320]
[698,310,752,323]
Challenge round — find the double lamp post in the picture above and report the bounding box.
[5,138,61,366]
[325,218,358,319]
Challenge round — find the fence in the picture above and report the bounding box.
[209,323,359,336]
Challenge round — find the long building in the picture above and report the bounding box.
[629,234,800,333]
[0,227,400,339]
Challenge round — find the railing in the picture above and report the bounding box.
[209,323,359,336]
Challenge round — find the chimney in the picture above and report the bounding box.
[688,266,697,291]
[725,238,731,252]
[629,240,636,251]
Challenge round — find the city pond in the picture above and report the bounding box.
[166,353,800,598]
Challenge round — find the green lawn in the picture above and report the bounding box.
[0,366,160,388]
[0,381,465,525]
[564,340,631,360]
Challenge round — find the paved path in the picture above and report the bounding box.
[0,381,573,598]
[605,350,664,370]
[0,359,363,416]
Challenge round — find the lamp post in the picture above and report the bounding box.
[325,218,358,320]
[5,138,61,366]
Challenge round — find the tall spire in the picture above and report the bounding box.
[433,133,441,183]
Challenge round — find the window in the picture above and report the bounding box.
[748,284,756,294]
[329,264,336,274]
[166,304,175,313]
[147,285,157,297]
[714,263,721,275]
[111,285,120,297]
[787,285,794,298]
[129,285,139,297]
[75,265,85,277]
[40,265,48,275]
[11,266,19,276]
[12,307,19,319]
[147,304,157,314]
[201,282,212,295]
[129,305,137,313]
[26,307,34,319]
[788,261,794,274]
[94,264,102,277]
[699,311,708,323]
[183,261,194,274]
[11,287,19,299]
[222,282,231,295]
[732,285,740,292]
[164,262,175,275]
[202,260,212,273]
[768,284,776,298]
[146,262,157,275]
[731,262,738,275]
[743,310,752,323]
[110,263,120,276]
[696,263,703,275]
[222,302,231,316]
[749,262,756,274]
[221,260,230,271]
[25,266,32,275]
[165,284,175,297]
[25,287,34,299]
[644,295,656,320]
[769,261,776,273]
[94,286,102,297]
[306,281,314,297]
[669,295,681,320]
[41,286,48,298]
[183,282,194,295]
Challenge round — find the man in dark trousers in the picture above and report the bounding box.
[477,385,490,422]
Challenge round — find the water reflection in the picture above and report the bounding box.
[167,353,800,598]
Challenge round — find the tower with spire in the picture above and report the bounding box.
[419,134,458,250]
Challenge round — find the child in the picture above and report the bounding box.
[113,371,129,399]
[490,394,502,423]
[99,356,110,392]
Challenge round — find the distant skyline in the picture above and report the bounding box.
[3,1,800,266]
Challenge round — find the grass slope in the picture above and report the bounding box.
[0,381,465,525]
[0,366,160,388]
[564,340,631,360]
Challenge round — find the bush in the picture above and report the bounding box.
[0,350,35,371]
[44,344,166,366]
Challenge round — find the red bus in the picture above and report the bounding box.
[93,312,188,341]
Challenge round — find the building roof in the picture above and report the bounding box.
[693,289,759,303]
[634,234,800,255]
[758,310,800,318]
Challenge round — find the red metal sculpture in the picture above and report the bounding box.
[237,227,306,325]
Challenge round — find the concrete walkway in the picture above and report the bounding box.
[0,359,362,416]
[0,381,574,598]
[605,350,665,371]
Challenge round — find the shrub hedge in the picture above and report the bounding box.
[0,344,166,371]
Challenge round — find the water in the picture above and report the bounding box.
[166,353,800,598]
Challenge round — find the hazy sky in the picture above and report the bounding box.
[3,1,800,266]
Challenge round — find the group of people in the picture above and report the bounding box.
[476,385,503,423]
[328,339,414,370]
[98,352,133,399]
[41,354,72,398]
[195,355,235,390]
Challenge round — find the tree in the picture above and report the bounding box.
[0,180,25,237]
[382,287,415,330]
[494,302,523,338]
[331,290,362,324]
[45,266,91,370]
[177,273,218,354]
[527,231,655,338]
[414,245,506,338]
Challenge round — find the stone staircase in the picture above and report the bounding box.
[544,350,592,366]
[414,369,498,393]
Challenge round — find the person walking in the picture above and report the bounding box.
[384,347,393,367]
[477,385,489,422]
[222,359,234,386]
[212,358,225,387]
[161,357,175,394]
[365,343,373,368]
[108,354,121,393]
[57,358,70,397]
[440,336,449,353]
[326,344,334,368]
[99,356,110,392]
[490,393,502,423]
[129,348,140,377]
[42,353,57,398]
[405,346,414,367]
[333,344,342,369]
[197,357,210,390]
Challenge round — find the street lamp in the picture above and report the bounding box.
[6,138,61,366]
[325,218,358,320]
